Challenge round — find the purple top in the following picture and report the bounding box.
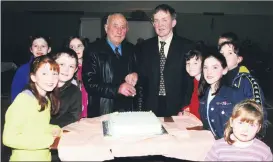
[205,138,273,161]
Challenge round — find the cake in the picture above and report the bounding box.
[107,111,163,137]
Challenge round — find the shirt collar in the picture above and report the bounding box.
[106,38,122,55]
[158,32,173,45]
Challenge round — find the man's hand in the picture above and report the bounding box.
[118,82,136,97]
[125,72,138,86]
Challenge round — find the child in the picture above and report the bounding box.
[218,32,239,48]
[198,49,246,139]
[50,48,82,127]
[205,99,273,161]
[3,55,62,161]
[11,35,52,102]
[64,36,88,118]
[219,41,268,138]
[178,49,203,120]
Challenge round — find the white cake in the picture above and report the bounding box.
[108,111,163,137]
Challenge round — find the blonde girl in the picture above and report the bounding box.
[205,99,272,161]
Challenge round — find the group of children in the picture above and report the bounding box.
[3,32,272,161]
[179,32,272,160]
[4,35,89,161]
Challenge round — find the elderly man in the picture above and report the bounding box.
[137,4,194,117]
[82,13,142,117]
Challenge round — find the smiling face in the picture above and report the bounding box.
[105,14,128,46]
[153,10,176,41]
[186,56,202,79]
[203,56,228,87]
[30,63,59,96]
[231,115,261,142]
[69,38,84,60]
[30,38,51,57]
[55,53,77,83]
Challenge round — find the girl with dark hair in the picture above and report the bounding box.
[64,36,88,118]
[198,49,246,139]
[11,35,52,101]
[178,49,203,119]
[205,99,272,161]
[49,48,82,127]
[3,55,61,161]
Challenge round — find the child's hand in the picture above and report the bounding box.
[178,107,190,116]
[52,127,62,138]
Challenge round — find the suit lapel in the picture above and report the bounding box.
[151,37,161,85]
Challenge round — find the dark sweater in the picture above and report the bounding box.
[50,81,82,128]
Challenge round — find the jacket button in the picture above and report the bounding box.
[211,107,214,111]
[221,111,225,115]
[211,119,214,122]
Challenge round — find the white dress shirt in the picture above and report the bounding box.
[157,32,174,58]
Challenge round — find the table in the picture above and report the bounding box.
[57,114,215,161]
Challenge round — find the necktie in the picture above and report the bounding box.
[159,41,166,96]
[115,47,120,58]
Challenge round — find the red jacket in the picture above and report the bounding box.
[181,78,200,120]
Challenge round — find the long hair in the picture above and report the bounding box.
[28,55,60,115]
[224,99,263,145]
[198,48,228,98]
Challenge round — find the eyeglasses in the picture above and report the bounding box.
[70,44,84,50]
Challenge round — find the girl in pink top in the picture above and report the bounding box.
[65,36,89,118]
[205,99,273,161]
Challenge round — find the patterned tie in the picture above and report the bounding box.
[115,47,120,58]
[159,41,167,96]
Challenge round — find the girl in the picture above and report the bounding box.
[198,49,245,139]
[205,99,273,161]
[50,48,82,127]
[64,36,88,118]
[11,35,52,102]
[178,49,203,120]
[3,55,61,161]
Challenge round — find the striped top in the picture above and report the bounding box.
[205,138,273,161]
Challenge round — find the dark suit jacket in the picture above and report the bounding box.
[137,35,194,117]
[82,38,143,117]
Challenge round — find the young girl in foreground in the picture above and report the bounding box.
[3,55,62,161]
[205,99,273,161]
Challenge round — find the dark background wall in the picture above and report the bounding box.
[1,3,273,160]
[2,1,273,65]
[1,11,83,64]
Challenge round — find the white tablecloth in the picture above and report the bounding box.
[58,114,215,161]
